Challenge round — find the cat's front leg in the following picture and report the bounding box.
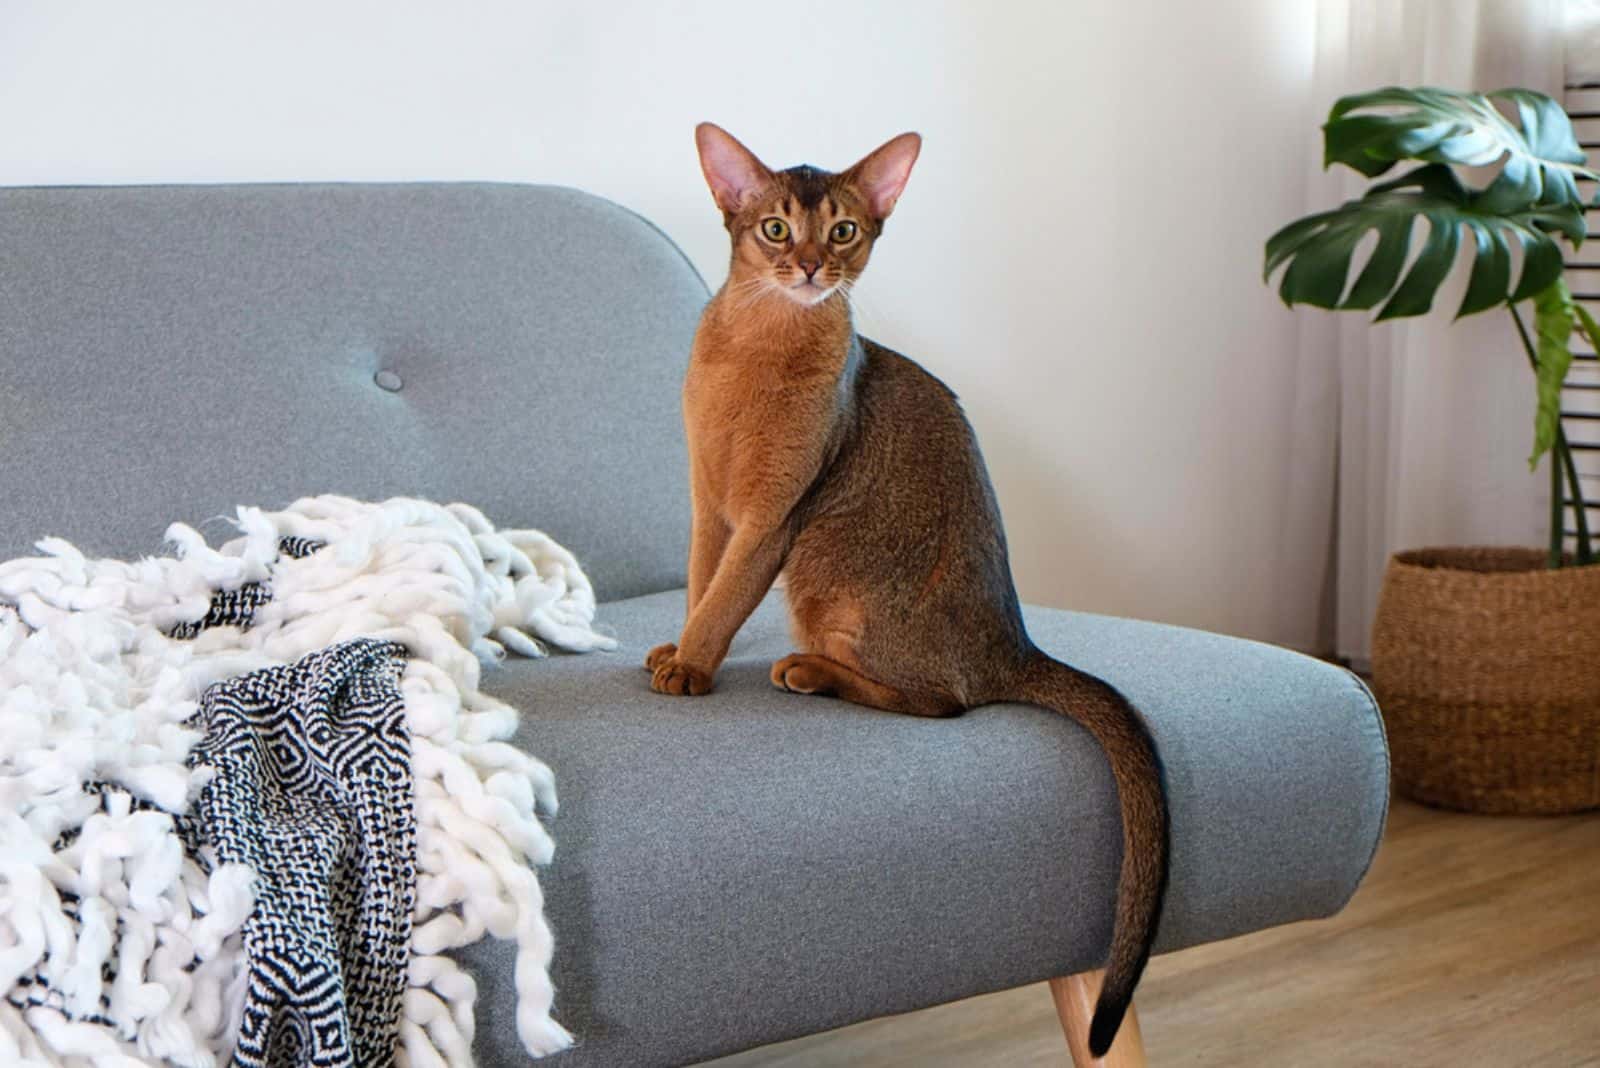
[687,503,731,613]
[644,501,731,674]
[651,522,788,696]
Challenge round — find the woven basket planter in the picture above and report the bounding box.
[1371,547,1600,815]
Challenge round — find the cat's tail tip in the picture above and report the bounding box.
[1088,997,1129,1058]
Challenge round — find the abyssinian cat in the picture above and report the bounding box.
[645,123,1169,1056]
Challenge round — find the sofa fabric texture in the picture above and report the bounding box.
[0,183,703,602]
[0,182,1389,1067]
[462,590,1387,1067]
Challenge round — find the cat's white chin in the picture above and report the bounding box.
[784,281,837,306]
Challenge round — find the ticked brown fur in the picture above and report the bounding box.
[647,123,1169,1056]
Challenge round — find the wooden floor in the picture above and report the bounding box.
[704,799,1600,1067]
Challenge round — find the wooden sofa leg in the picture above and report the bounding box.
[1048,969,1147,1067]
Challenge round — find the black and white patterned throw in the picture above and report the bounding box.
[187,638,416,1068]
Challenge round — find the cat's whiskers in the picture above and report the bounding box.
[724,276,775,312]
[724,270,853,313]
[833,276,858,306]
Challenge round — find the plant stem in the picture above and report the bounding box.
[1551,424,1565,568]
[1559,432,1589,565]
[1560,429,1594,565]
[1509,303,1593,566]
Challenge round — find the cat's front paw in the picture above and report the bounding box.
[645,642,678,671]
[651,655,713,697]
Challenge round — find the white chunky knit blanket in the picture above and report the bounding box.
[0,496,617,1066]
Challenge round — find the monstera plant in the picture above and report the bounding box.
[1269,87,1600,819]
[1265,87,1600,567]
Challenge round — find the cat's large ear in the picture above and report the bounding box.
[847,132,921,220]
[695,123,772,216]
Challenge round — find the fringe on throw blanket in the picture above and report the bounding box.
[0,496,616,1066]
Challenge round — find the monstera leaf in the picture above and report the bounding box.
[1267,85,1600,564]
[1325,87,1596,214]
[1530,280,1600,465]
[1533,279,1577,465]
[1264,163,1584,321]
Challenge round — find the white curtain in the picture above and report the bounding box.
[1569,0,1600,79]
[1308,0,1568,667]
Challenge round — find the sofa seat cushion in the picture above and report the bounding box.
[457,589,1388,1066]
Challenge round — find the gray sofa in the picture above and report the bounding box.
[0,183,1390,1066]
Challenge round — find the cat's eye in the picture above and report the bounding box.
[829,221,858,244]
[761,218,790,242]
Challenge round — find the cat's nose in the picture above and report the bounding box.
[798,258,822,279]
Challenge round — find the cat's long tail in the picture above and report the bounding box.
[1009,652,1170,1058]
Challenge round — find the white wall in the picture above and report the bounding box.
[0,1,1330,647]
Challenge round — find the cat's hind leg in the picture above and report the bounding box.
[770,653,960,718]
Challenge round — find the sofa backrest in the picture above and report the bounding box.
[0,183,708,601]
